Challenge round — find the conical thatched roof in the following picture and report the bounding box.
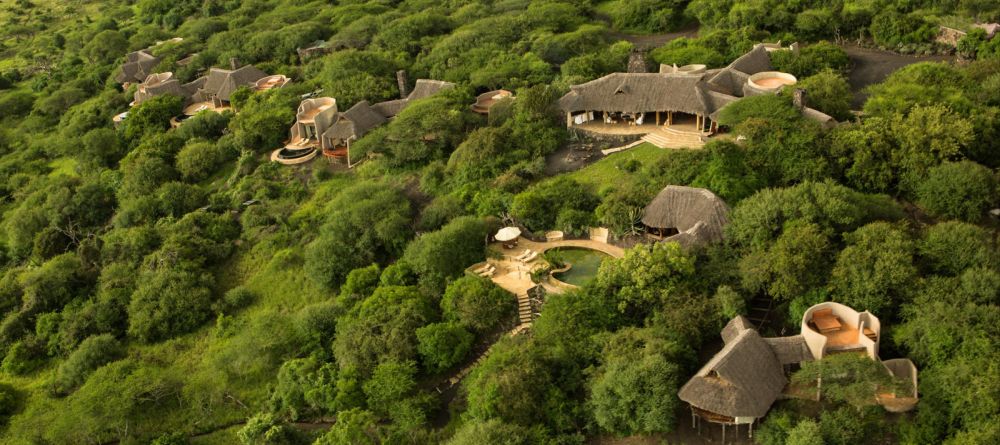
[642,186,730,246]
[678,328,787,419]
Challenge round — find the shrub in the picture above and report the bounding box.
[919,221,996,275]
[175,140,225,182]
[52,334,124,395]
[237,412,300,445]
[213,286,257,314]
[1,340,42,375]
[916,161,997,222]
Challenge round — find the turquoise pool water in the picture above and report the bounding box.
[551,247,610,286]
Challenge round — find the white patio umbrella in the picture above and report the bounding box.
[495,226,522,242]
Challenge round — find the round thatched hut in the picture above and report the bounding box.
[641,185,730,248]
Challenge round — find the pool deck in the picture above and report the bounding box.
[486,238,624,296]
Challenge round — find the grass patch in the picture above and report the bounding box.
[47,157,78,178]
[562,143,672,193]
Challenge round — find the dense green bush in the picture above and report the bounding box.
[794,69,852,120]
[416,322,473,373]
[770,42,849,78]
[51,334,123,395]
[916,161,997,222]
[441,276,515,333]
[401,216,492,288]
[511,178,598,231]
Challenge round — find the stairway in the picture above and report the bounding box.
[517,292,533,325]
[641,126,707,149]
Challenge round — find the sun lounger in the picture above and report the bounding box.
[521,252,538,263]
[515,250,533,261]
[473,264,490,274]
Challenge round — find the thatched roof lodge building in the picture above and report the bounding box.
[558,43,834,141]
[272,79,454,166]
[641,185,730,248]
[115,50,161,85]
[679,303,919,440]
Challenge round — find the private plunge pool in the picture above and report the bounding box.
[549,247,610,287]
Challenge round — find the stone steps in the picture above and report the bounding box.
[641,126,707,149]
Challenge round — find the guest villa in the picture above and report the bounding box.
[641,185,730,248]
[678,302,919,440]
[272,78,455,166]
[558,43,835,149]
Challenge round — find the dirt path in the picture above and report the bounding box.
[843,45,955,107]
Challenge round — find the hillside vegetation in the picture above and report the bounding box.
[0,1,998,444]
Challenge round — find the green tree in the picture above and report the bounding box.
[511,178,598,231]
[445,420,543,445]
[362,360,418,415]
[83,30,128,64]
[401,216,491,288]
[440,276,515,333]
[793,353,898,411]
[416,322,473,373]
[312,408,382,445]
[919,221,996,276]
[829,222,916,315]
[332,286,434,376]
[123,95,184,145]
[916,161,997,222]
[305,182,412,289]
[592,242,694,321]
[126,268,215,342]
[589,327,686,435]
[786,419,824,445]
[796,69,852,121]
[740,222,832,301]
[175,139,224,182]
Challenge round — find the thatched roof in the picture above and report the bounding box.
[678,329,787,419]
[704,46,773,98]
[371,79,456,118]
[135,79,185,105]
[407,79,455,101]
[116,50,160,83]
[642,186,730,246]
[372,99,407,118]
[558,73,716,115]
[728,45,772,75]
[721,316,754,344]
[199,65,268,101]
[765,335,814,365]
[323,101,387,142]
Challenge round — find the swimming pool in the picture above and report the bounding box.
[550,247,610,287]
